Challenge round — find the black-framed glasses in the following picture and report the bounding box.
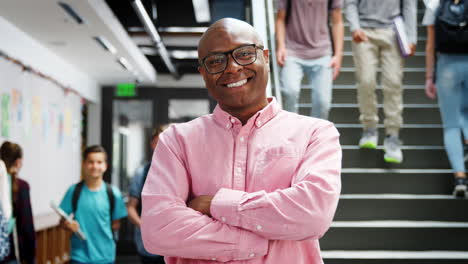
[200,44,264,74]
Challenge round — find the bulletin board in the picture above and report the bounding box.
[0,58,82,217]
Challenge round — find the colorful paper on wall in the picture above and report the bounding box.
[1,94,10,137]
[58,113,64,147]
[64,108,72,136]
[31,96,41,126]
[12,89,23,123]
[42,107,49,140]
[22,98,32,139]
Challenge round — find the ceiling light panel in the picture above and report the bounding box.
[93,36,117,54]
[58,2,86,24]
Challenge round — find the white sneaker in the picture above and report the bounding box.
[453,178,467,198]
[383,135,403,163]
[359,129,378,149]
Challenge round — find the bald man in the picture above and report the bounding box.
[141,18,342,264]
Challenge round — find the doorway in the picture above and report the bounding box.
[101,86,215,253]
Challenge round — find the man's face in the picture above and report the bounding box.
[198,27,269,114]
[82,152,107,180]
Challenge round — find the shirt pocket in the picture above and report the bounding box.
[252,146,302,191]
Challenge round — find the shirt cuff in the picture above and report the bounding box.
[235,229,269,260]
[210,188,245,227]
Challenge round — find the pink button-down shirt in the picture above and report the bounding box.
[141,98,341,264]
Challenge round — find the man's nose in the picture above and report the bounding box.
[224,55,242,74]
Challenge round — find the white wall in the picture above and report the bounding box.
[0,59,82,220]
[0,15,100,103]
[0,15,101,229]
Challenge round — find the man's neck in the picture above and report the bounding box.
[223,99,269,125]
[84,176,103,190]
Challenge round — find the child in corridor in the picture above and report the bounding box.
[59,145,127,264]
[0,141,36,264]
[127,125,168,264]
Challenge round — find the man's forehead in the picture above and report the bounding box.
[198,19,261,55]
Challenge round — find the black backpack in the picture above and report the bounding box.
[435,0,468,53]
[72,181,116,238]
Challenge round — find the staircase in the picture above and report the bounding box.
[297,3,468,264]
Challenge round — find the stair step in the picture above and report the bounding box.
[324,107,441,125]
[333,68,426,86]
[341,147,449,169]
[320,221,468,251]
[341,169,453,194]
[335,195,468,221]
[336,126,443,145]
[314,87,436,105]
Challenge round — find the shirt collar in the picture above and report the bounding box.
[213,97,281,129]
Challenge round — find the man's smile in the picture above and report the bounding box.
[225,78,248,88]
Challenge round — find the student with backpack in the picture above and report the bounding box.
[423,0,468,197]
[127,125,168,264]
[59,145,127,264]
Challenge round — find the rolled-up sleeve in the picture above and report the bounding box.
[141,128,268,262]
[344,0,361,32]
[210,122,342,241]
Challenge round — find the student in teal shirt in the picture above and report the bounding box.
[60,145,127,264]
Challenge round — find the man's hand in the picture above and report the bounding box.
[409,43,416,56]
[187,195,213,216]
[352,29,368,43]
[329,55,342,80]
[276,47,287,67]
[425,79,437,99]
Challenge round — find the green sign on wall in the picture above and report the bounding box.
[116,83,136,97]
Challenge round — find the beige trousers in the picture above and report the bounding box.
[352,28,404,136]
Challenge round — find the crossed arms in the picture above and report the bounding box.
[141,123,341,262]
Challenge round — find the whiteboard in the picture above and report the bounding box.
[0,59,82,217]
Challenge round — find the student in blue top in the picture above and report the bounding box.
[59,145,127,264]
[128,125,168,264]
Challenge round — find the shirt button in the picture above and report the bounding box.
[240,136,245,142]
[211,257,217,261]
[249,253,255,258]
[256,225,262,230]
[236,167,242,173]
[230,118,236,123]
[256,120,262,126]
[221,216,226,222]
[226,123,230,128]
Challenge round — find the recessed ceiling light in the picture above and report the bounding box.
[93,36,117,54]
[58,2,86,25]
[117,57,133,71]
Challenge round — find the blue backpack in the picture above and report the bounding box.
[0,204,10,261]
